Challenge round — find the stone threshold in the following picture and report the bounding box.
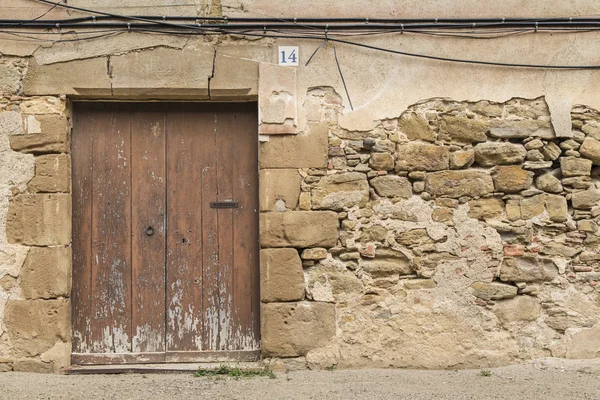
[65,362,263,375]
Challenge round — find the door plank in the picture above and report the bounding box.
[90,105,132,353]
[215,105,235,350]
[200,107,221,351]
[130,105,167,353]
[71,104,95,354]
[228,103,260,350]
[165,105,205,351]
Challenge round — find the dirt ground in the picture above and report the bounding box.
[1,358,599,400]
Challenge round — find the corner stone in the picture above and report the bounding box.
[260,248,304,302]
[28,154,71,193]
[261,302,336,357]
[6,194,71,246]
[259,169,302,211]
[20,247,71,299]
[260,123,328,168]
[10,115,69,154]
[4,299,70,357]
[260,211,338,248]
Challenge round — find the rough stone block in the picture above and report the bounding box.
[29,154,70,193]
[571,188,600,209]
[467,197,504,220]
[439,116,488,143]
[492,166,533,193]
[397,113,435,142]
[362,259,413,277]
[493,295,541,325]
[0,64,21,95]
[396,228,434,247]
[369,153,394,171]
[301,248,328,260]
[541,142,561,161]
[489,119,553,139]
[12,359,53,373]
[20,247,71,300]
[370,175,412,198]
[23,58,111,96]
[261,302,336,357]
[499,257,558,282]
[6,194,71,246]
[560,157,592,177]
[474,142,526,166]
[579,137,600,165]
[396,142,449,171]
[311,172,369,211]
[535,173,563,193]
[259,169,302,211]
[4,299,70,357]
[260,211,338,248]
[545,194,568,222]
[110,48,214,98]
[260,248,304,302]
[305,265,363,301]
[260,123,328,168]
[403,279,436,290]
[10,114,69,154]
[0,362,12,372]
[520,195,545,219]
[425,170,494,198]
[259,63,297,134]
[564,324,600,359]
[470,281,517,300]
[449,149,475,169]
[210,53,258,99]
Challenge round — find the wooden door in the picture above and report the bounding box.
[71,102,260,365]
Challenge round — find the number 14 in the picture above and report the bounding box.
[279,46,299,66]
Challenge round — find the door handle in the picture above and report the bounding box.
[145,226,155,236]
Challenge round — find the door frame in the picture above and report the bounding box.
[69,100,262,365]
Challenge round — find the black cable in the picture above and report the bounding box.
[10,19,600,30]
[8,1,600,70]
[5,24,594,70]
[16,0,63,26]
[136,27,600,70]
[332,42,353,110]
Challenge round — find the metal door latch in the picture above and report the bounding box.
[210,201,239,209]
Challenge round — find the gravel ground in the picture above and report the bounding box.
[1,358,599,400]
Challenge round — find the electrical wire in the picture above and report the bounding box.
[2,0,598,70]
[3,24,598,70]
[16,0,64,26]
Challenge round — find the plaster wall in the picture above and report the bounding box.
[0,0,599,372]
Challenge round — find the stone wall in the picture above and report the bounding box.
[0,96,71,373]
[260,91,600,370]
[1,0,600,370]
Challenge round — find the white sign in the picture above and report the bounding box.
[278,46,299,66]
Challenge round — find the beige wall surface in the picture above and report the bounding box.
[0,0,600,372]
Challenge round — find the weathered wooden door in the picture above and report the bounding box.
[71,102,260,364]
